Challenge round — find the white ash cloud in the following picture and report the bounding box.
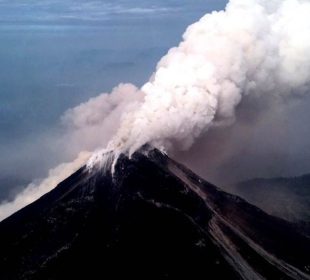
[2,0,310,219]
[90,0,310,165]
[61,83,144,155]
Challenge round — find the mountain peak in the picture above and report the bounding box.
[0,149,309,279]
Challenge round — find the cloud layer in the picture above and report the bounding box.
[0,0,192,25]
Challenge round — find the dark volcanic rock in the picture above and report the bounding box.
[0,149,309,280]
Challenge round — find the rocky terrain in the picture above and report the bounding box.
[0,148,309,279]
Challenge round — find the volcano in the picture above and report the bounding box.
[0,148,309,280]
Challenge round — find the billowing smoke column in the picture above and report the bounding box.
[1,0,310,221]
[88,0,310,168]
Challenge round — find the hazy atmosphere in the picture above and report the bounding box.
[1,0,310,206]
[0,0,227,202]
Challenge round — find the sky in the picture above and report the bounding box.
[0,0,228,201]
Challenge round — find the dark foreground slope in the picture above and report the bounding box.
[0,149,309,280]
[232,175,310,236]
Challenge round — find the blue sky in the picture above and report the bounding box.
[0,1,228,200]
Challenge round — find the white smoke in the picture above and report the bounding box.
[61,83,144,154]
[89,0,310,165]
[2,0,310,220]
[0,84,143,221]
[0,152,91,221]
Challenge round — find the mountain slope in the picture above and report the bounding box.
[0,149,309,280]
[232,174,310,237]
[232,175,310,235]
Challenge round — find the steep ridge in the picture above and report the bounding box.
[0,148,309,279]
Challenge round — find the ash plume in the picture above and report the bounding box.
[1,0,310,220]
[90,0,310,165]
